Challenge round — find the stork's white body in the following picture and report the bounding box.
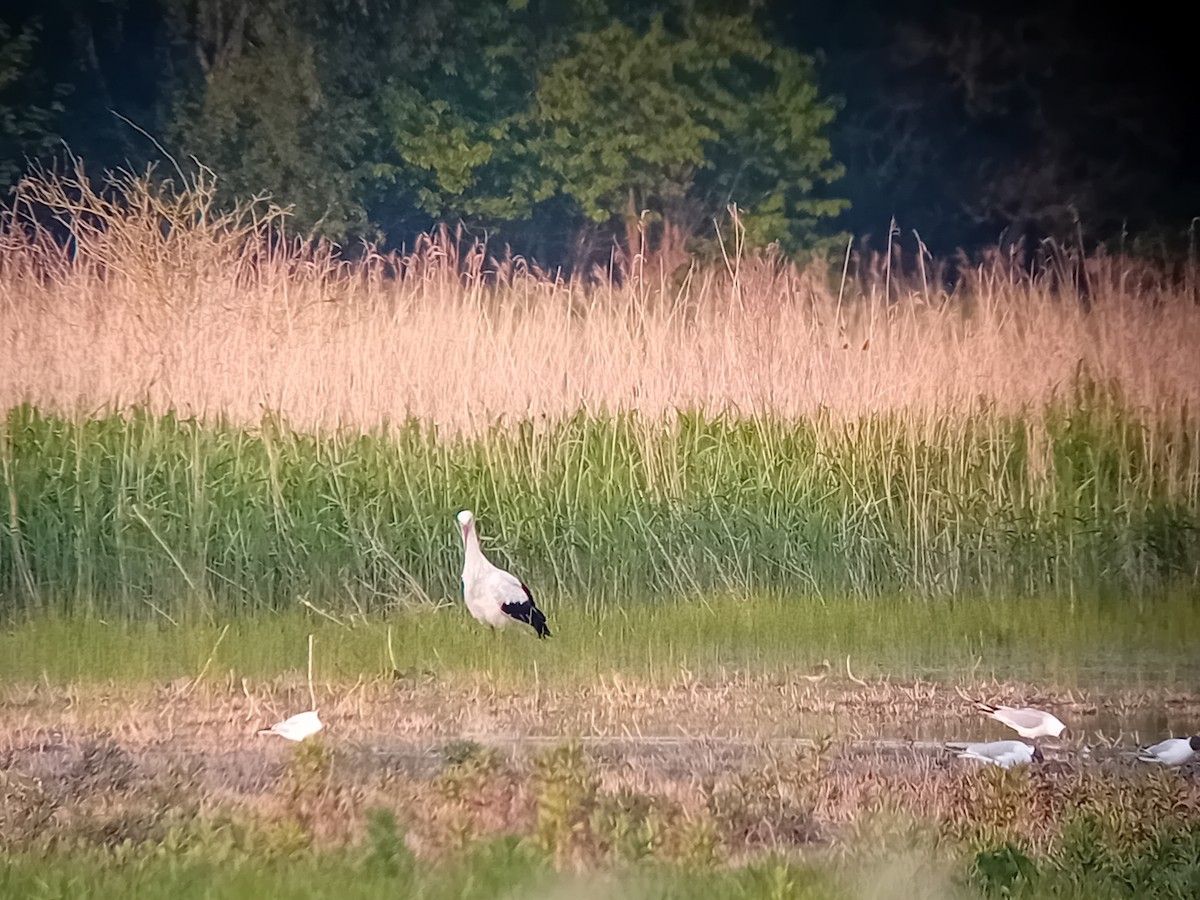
[975,703,1066,739]
[456,510,550,638]
[465,565,526,630]
[1138,736,1200,766]
[258,710,323,742]
[948,740,1042,768]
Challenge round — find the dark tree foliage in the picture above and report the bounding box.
[2,1,170,184]
[0,20,68,191]
[3,0,847,265]
[769,0,1195,255]
[1,0,1195,262]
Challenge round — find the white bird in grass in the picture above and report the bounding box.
[1138,736,1200,767]
[258,710,323,742]
[456,510,551,638]
[948,740,1043,768]
[975,702,1067,739]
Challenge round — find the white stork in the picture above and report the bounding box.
[1138,736,1200,766]
[948,740,1043,768]
[456,509,551,638]
[975,702,1067,739]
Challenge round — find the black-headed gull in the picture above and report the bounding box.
[456,510,551,638]
[258,710,323,742]
[948,740,1043,768]
[975,702,1066,739]
[1138,736,1200,766]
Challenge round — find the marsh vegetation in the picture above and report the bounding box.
[2,170,1199,897]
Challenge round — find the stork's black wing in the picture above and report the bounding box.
[500,583,551,638]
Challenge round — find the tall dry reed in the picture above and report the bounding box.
[3,164,1198,435]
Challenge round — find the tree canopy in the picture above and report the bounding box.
[0,21,67,191]
[1,0,1194,263]
[3,0,848,264]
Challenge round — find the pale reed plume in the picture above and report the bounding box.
[3,163,1198,436]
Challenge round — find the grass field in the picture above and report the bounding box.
[2,169,1199,621]
[1,843,844,900]
[1,593,1198,688]
[1,825,1196,900]
[2,397,1198,618]
[2,732,1199,900]
[3,169,1200,897]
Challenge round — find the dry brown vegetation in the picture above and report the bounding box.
[3,164,1199,434]
[5,670,1197,754]
[3,674,1199,863]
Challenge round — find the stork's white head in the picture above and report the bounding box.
[456,509,475,531]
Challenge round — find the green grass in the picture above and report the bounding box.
[3,821,1200,900]
[1,839,839,900]
[1,382,1198,621]
[2,592,1197,687]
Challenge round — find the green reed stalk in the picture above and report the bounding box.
[0,379,1196,620]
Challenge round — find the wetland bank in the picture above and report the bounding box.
[3,660,1200,899]
[2,171,1200,897]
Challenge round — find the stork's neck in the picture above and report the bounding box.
[461,522,488,570]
